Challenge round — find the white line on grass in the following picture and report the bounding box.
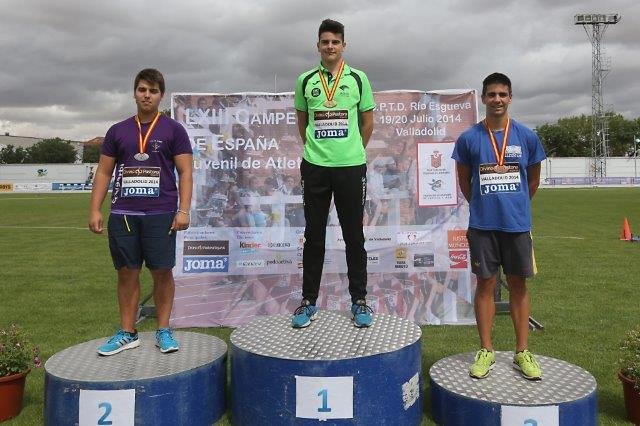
[0,196,81,201]
[0,225,88,230]
[535,235,585,240]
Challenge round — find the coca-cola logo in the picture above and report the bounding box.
[449,250,468,269]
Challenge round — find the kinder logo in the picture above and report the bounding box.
[447,230,469,249]
[183,240,229,256]
[367,254,380,265]
[240,241,261,253]
[236,259,265,268]
[240,241,261,249]
[449,250,468,269]
[183,256,228,273]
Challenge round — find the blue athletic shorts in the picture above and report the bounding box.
[107,213,176,270]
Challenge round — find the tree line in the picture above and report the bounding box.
[0,138,100,164]
[535,114,640,157]
[2,114,639,164]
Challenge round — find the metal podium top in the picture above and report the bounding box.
[230,311,421,360]
[45,331,227,382]
[429,351,597,405]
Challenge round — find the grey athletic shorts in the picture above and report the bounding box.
[466,228,534,279]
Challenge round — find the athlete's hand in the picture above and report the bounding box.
[88,210,104,234]
[171,211,190,231]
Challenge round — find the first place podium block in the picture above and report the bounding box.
[230,311,423,425]
[430,351,597,426]
[44,331,227,426]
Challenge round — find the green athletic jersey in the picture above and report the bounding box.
[294,63,375,167]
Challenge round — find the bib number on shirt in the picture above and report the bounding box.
[122,166,161,197]
[479,163,521,195]
[314,110,348,139]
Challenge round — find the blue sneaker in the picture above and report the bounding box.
[351,300,373,328]
[291,299,318,328]
[97,329,139,356]
[155,328,179,353]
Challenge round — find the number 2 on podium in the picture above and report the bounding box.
[317,389,332,413]
[97,402,113,425]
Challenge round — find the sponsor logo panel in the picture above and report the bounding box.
[183,240,229,256]
[449,250,468,269]
[447,229,469,249]
[183,256,229,273]
[413,253,434,267]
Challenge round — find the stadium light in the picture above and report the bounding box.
[574,12,621,179]
[574,14,620,25]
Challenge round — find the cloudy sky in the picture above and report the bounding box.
[1,0,638,141]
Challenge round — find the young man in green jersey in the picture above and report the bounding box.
[292,19,376,328]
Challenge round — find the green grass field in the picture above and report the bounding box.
[1,189,639,425]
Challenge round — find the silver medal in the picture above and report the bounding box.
[134,153,149,161]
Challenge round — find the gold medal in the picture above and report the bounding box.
[318,60,345,109]
[135,112,160,162]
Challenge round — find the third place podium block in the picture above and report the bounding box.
[430,351,597,426]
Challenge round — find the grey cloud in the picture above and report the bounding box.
[0,0,637,139]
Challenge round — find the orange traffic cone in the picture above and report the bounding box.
[620,217,632,241]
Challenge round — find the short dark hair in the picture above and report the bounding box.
[134,68,165,95]
[318,19,344,41]
[482,73,511,96]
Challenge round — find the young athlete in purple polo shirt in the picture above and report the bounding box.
[89,68,193,355]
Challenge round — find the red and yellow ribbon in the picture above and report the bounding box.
[483,117,510,167]
[318,60,345,106]
[134,112,161,155]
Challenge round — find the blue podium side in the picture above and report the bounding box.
[231,311,423,425]
[429,351,597,426]
[44,331,227,426]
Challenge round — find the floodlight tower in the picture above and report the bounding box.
[574,13,620,178]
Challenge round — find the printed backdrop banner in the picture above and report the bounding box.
[170,90,478,327]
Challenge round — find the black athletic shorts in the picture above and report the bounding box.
[466,228,534,279]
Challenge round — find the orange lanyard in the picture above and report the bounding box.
[483,117,510,166]
[135,113,160,155]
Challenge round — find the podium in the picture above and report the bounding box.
[231,311,422,425]
[430,351,597,426]
[44,331,227,426]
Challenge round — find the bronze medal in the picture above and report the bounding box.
[494,164,508,174]
[483,117,511,176]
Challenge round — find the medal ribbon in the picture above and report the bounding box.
[318,60,345,104]
[483,117,510,166]
[135,112,161,155]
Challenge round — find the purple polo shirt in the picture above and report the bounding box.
[102,115,192,214]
